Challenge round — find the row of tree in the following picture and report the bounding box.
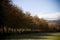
[0,0,60,32]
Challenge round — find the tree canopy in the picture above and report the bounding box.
[0,0,60,32]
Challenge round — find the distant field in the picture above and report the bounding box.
[2,32,60,40]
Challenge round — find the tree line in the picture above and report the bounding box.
[0,0,60,33]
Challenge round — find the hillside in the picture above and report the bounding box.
[47,20,60,26]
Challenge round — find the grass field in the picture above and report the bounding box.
[1,32,60,40]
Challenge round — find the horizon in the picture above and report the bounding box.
[12,0,60,20]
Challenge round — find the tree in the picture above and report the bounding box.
[39,18,48,31]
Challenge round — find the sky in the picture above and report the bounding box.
[12,0,60,20]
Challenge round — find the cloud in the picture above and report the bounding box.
[37,12,60,20]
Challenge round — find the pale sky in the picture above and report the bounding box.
[12,0,60,20]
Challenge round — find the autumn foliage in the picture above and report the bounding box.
[0,0,60,33]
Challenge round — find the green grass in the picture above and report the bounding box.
[2,32,60,40]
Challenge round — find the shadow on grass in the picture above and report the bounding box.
[0,32,60,39]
